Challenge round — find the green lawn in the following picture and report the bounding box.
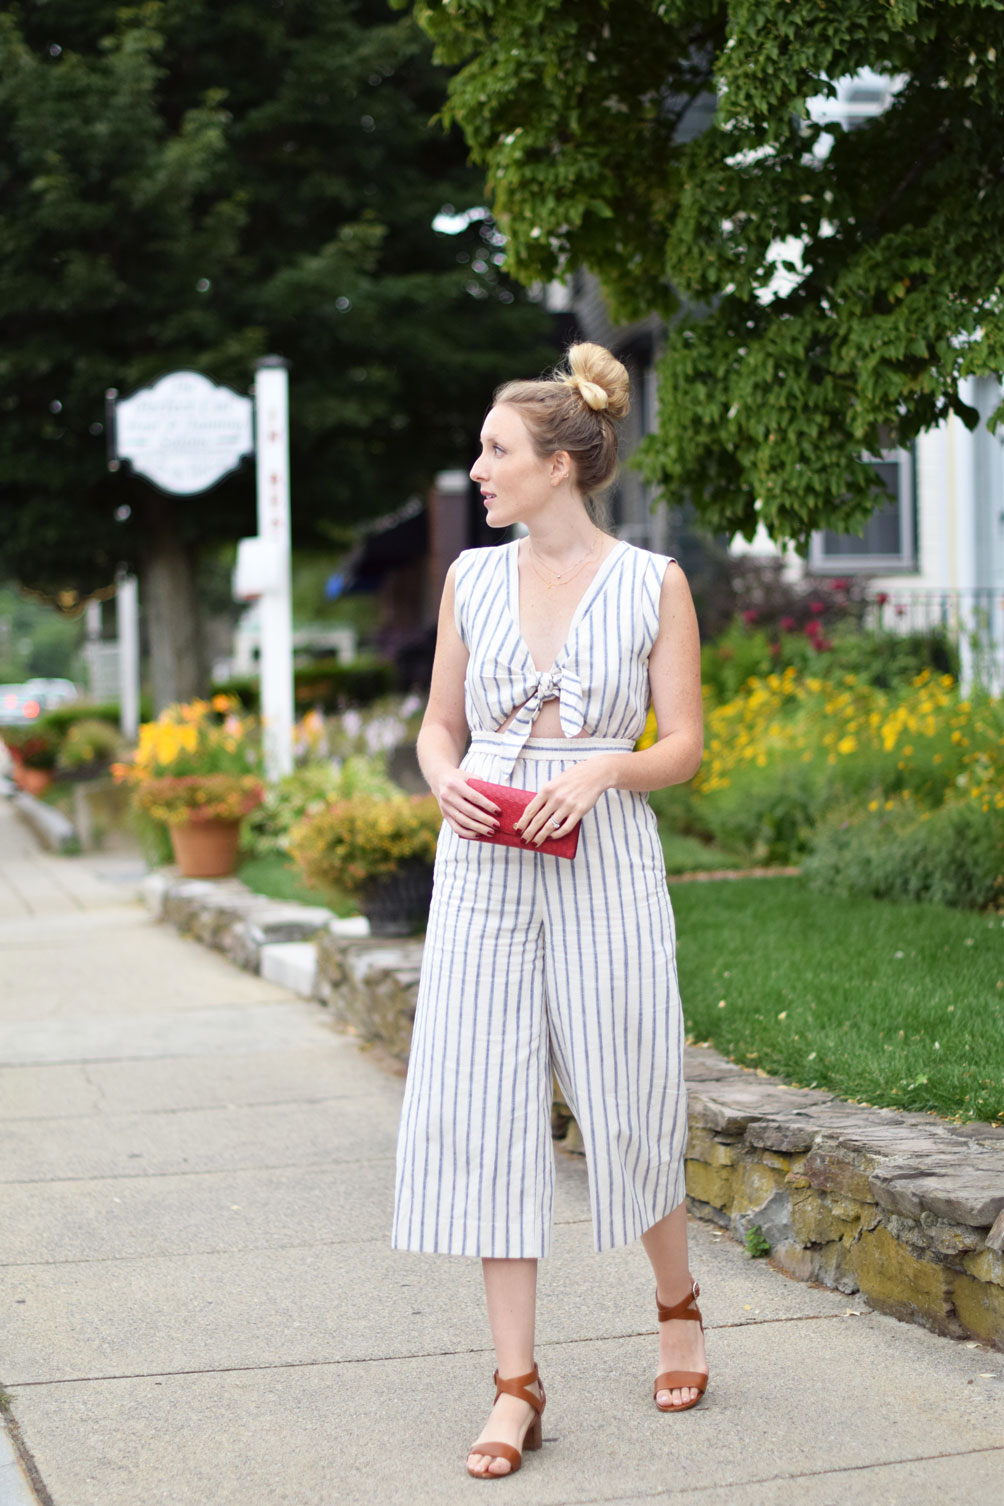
[237,852,358,917]
[671,876,1004,1124]
[660,829,752,874]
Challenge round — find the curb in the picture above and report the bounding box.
[7,792,78,855]
[0,1413,42,1506]
[141,868,1004,1351]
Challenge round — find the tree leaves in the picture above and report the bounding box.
[0,0,553,597]
[412,0,1004,542]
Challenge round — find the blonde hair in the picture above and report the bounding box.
[493,342,630,503]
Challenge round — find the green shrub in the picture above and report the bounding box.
[131,803,174,866]
[40,698,153,735]
[694,774,820,864]
[56,718,123,771]
[242,755,402,860]
[216,657,395,713]
[803,799,1004,910]
[701,619,960,707]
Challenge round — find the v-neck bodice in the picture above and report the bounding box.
[453,538,676,777]
[508,538,629,673]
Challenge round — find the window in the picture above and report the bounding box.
[810,448,916,572]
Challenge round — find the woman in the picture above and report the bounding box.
[392,343,707,1479]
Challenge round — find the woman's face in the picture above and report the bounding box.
[470,403,563,529]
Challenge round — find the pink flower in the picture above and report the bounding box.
[742,609,758,625]
[780,616,796,632]
[875,591,889,607]
[831,578,851,593]
[810,600,825,615]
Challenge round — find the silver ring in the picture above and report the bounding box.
[550,815,562,828]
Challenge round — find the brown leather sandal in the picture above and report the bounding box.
[654,1278,709,1412]
[466,1364,546,1479]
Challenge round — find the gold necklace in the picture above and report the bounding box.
[526,535,601,590]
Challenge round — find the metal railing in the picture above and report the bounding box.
[862,587,1004,693]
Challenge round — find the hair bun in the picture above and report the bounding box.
[564,342,630,422]
[571,376,609,412]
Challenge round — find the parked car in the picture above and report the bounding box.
[0,685,41,726]
[22,678,79,710]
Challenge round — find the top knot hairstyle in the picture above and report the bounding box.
[493,342,630,502]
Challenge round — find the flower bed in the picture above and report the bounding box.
[653,668,1003,903]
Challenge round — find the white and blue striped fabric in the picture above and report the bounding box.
[453,539,669,776]
[392,542,689,1257]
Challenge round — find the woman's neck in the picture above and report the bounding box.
[522,505,606,567]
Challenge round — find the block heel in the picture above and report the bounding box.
[466,1364,546,1479]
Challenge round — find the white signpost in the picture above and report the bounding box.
[248,358,294,781]
[116,572,141,742]
[109,363,295,781]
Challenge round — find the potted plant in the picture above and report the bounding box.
[3,725,59,795]
[113,696,264,877]
[288,792,441,935]
[55,717,124,782]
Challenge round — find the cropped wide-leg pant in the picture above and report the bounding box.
[391,733,688,1258]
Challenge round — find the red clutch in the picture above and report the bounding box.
[465,777,580,859]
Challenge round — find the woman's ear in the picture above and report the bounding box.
[550,449,572,486]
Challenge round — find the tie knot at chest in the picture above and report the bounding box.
[535,668,560,699]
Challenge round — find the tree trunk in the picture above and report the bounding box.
[141,501,208,712]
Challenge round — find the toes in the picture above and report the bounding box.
[466,1451,512,1478]
[657,1386,699,1409]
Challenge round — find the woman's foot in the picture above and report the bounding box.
[655,1288,708,1410]
[466,1377,544,1478]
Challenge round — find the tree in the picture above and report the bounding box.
[0,1,552,705]
[408,0,1004,545]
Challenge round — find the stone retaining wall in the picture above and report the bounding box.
[143,870,1004,1351]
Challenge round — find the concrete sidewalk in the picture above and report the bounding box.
[0,799,1001,1506]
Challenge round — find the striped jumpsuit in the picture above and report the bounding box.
[392,539,688,1258]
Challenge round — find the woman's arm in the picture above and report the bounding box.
[416,562,501,838]
[517,561,702,842]
[606,559,703,792]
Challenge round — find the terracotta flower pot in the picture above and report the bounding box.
[169,817,242,879]
[18,767,54,796]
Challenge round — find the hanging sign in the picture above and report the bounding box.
[108,370,253,496]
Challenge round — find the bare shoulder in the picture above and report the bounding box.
[657,557,695,613]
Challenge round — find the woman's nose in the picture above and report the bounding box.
[470,454,487,482]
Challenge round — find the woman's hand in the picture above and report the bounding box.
[435,768,501,839]
[515,755,620,846]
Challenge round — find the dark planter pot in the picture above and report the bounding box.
[358,860,434,937]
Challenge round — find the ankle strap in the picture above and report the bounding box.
[493,1364,544,1412]
[656,1280,702,1324]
